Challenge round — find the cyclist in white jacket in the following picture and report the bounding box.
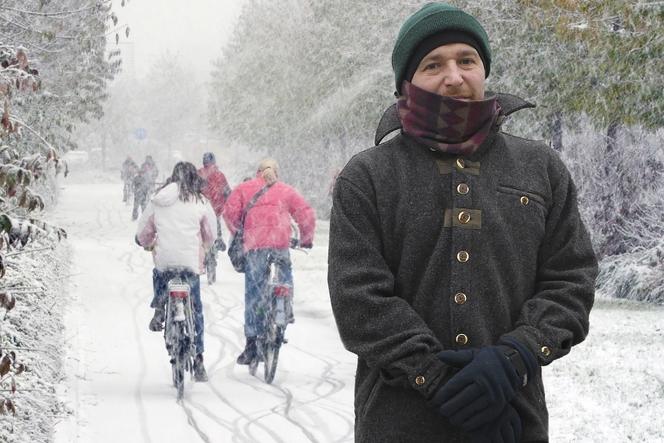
[136,161,217,382]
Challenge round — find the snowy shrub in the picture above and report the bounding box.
[0,245,70,441]
[596,242,664,304]
[0,1,124,436]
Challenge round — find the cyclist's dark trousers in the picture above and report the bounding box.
[132,189,148,219]
[123,181,132,202]
[151,268,204,355]
[244,248,292,338]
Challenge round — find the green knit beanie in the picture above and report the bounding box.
[392,2,491,93]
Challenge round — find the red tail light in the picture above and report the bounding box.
[169,290,189,299]
[168,282,190,299]
[273,285,291,297]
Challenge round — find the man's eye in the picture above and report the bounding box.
[460,58,475,65]
[423,62,440,71]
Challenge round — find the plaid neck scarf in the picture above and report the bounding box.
[397,81,500,155]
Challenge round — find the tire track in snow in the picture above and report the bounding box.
[121,248,153,443]
[181,397,236,435]
[192,284,281,442]
[192,283,304,442]
[179,401,213,443]
[267,384,321,442]
[201,275,348,442]
[130,291,153,443]
[274,344,353,441]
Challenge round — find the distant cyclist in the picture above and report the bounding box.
[140,155,159,194]
[223,158,316,365]
[131,168,150,221]
[198,152,231,218]
[198,152,231,251]
[121,156,138,203]
[135,161,217,382]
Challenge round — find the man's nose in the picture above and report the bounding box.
[442,65,464,87]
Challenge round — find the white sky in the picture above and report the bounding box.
[113,0,245,79]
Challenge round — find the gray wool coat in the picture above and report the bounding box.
[327,94,598,443]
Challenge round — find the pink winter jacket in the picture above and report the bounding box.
[136,183,217,273]
[198,164,230,217]
[223,176,315,252]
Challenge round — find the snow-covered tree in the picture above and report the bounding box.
[0,0,127,154]
[210,0,663,301]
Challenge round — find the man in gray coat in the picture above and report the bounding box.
[328,3,598,443]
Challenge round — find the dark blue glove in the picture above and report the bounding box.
[427,351,469,414]
[469,403,522,443]
[436,346,520,431]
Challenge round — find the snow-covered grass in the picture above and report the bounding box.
[2,180,663,442]
[547,296,664,442]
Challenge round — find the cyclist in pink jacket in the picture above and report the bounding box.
[223,158,316,364]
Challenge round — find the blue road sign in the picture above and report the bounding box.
[134,128,147,140]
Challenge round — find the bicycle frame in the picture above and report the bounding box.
[164,278,196,400]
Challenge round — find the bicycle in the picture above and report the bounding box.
[204,225,226,285]
[204,247,217,284]
[163,275,197,400]
[248,254,292,384]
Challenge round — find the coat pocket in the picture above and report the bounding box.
[494,184,547,243]
[359,376,383,419]
[496,184,548,212]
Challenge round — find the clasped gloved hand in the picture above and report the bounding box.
[432,346,522,431]
[469,402,522,443]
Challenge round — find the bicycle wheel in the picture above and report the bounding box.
[170,323,186,400]
[173,358,184,399]
[264,326,284,384]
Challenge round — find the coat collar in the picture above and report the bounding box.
[374,92,535,146]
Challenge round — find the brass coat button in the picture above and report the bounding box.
[415,375,426,385]
[458,211,471,224]
[456,251,470,263]
[454,292,467,304]
[456,158,465,169]
[455,334,469,345]
[457,183,469,195]
[520,196,530,205]
[541,346,551,356]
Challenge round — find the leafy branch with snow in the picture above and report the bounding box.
[0,1,126,439]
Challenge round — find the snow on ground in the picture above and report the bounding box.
[546,297,664,442]
[50,181,355,443]
[48,179,663,443]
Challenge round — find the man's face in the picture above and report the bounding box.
[410,43,485,100]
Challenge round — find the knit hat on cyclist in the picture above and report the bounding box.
[202,152,216,166]
[392,2,491,94]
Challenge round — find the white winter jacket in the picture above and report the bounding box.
[136,183,217,273]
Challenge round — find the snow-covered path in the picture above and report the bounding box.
[51,182,356,443]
